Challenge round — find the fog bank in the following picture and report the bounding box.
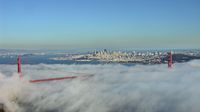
[0,61,200,112]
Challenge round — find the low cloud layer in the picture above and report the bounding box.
[1,61,200,112]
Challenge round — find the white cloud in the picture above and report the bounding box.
[0,60,200,112]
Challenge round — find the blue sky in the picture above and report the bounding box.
[0,0,200,49]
